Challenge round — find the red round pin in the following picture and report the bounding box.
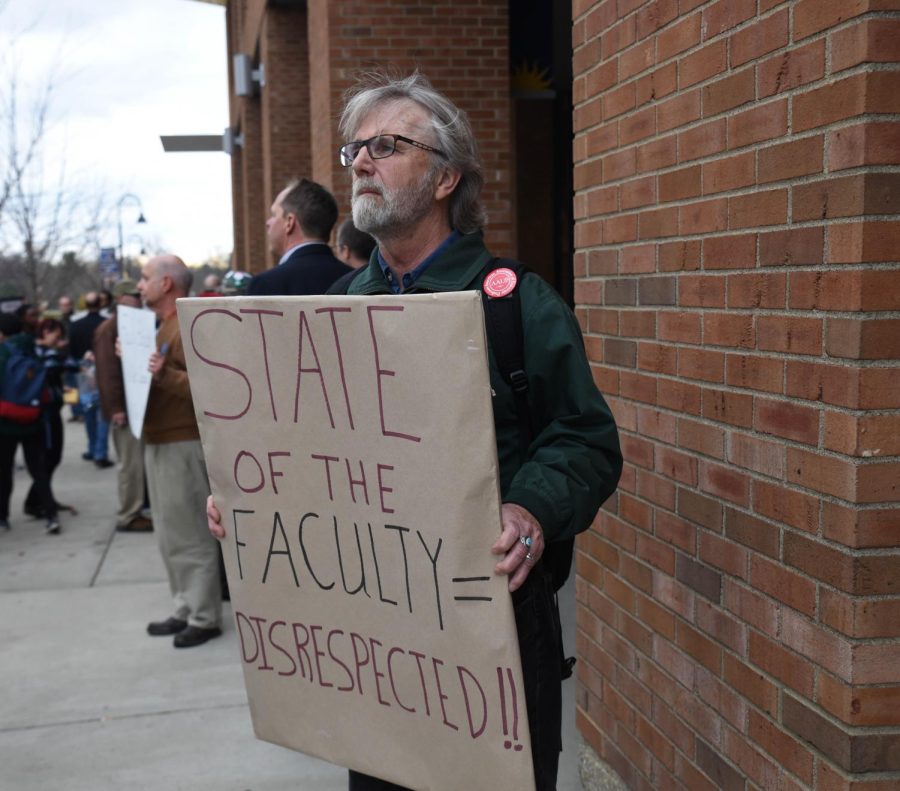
[483,267,517,298]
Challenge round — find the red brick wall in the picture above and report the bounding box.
[572,1,900,789]
[226,2,245,267]
[228,1,311,272]
[260,5,311,261]
[237,93,266,273]
[307,0,515,258]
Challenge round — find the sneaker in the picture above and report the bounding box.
[0,519,10,531]
[45,518,61,535]
[94,459,114,469]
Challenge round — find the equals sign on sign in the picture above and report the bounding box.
[452,576,493,602]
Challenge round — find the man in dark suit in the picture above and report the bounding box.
[247,178,351,296]
[68,292,112,467]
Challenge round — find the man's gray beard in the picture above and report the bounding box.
[352,170,436,239]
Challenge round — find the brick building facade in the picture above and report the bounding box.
[223,0,515,274]
[573,1,900,789]
[208,0,900,788]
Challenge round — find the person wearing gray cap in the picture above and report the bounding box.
[93,279,152,532]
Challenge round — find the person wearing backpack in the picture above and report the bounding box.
[22,317,79,519]
[0,312,61,534]
[207,72,622,791]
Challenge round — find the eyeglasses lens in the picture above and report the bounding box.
[341,135,400,166]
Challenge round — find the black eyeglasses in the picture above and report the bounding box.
[339,134,446,167]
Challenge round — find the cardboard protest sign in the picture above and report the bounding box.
[117,304,157,439]
[177,293,535,791]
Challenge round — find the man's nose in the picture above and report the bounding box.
[352,144,375,175]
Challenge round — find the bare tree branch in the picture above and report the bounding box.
[0,4,108,303]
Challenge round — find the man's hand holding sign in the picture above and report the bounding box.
[492,503,544,592]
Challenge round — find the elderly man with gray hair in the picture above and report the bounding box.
[208,72,622,788]
[334,71,622,791]
[138,255,222,648]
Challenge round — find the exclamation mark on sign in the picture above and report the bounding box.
[496,666,524,751]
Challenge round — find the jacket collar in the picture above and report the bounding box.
[280,242,332,265]
[349,232,493,295]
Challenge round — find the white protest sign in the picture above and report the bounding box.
[178,293,535,791]
[117,304,156,439]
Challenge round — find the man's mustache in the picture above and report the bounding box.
[353,179,383,198]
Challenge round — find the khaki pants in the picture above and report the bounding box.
[144,439,221,628]
[112,423,145,527]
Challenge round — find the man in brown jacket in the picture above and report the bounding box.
[138,254,222,648]
[93,279,152,532]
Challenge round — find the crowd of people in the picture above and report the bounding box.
[2,69,621,790]
[0,290,133,533]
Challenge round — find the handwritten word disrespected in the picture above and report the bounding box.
[236,611,524,750]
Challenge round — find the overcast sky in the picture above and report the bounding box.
[2,0,233,265]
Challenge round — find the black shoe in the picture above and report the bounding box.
[173,625,222,648]
[147,617,187,636]
[95,458,114,469]
[81,452,94,461]
[116,515,153,532]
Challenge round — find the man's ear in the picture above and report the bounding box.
[284,212,297,235]
[435,167,462,202]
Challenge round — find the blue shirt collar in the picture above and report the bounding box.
[377,231,461,294]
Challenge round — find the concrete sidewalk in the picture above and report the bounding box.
[0,419,582,790]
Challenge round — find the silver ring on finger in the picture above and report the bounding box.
[525,551,535,563]
[519,535,532,548]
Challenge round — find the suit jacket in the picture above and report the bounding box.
[68,311,105,360]
[247,243,352,296]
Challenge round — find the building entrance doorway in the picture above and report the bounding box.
[510,0,574,304]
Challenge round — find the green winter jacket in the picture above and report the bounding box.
[346,232,622,545]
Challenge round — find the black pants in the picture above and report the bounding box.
[25,408,63,514]
[349,566,563,791]
[0,429,56,521]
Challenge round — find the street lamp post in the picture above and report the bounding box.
[116,193,147,277]
[125,234,147,256]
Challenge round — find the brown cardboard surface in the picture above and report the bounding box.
[177,292,535,791]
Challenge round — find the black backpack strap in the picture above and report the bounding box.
[480,258,575,679]
[326,266,366,296]
[480,259,532,457]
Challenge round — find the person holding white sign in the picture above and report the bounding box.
[208,71,622,790]
[139,255,222,648]
[94,279,152,533]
